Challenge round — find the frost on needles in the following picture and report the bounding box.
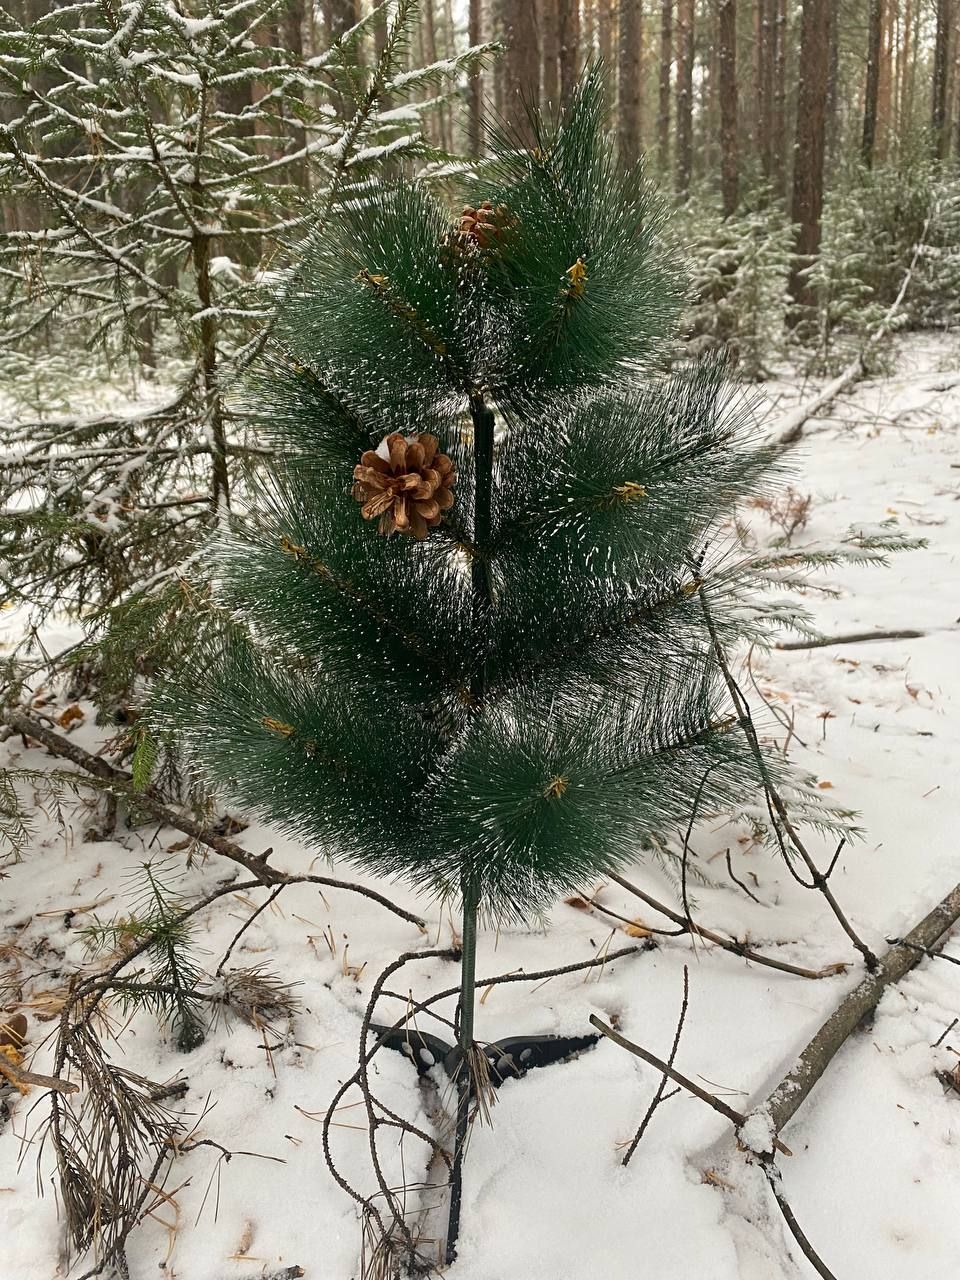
[151,70,854,921]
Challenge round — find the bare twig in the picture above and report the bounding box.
[776,629,926,650]
[608,873,846,980]
[697,593,879,970]
[621,966,689,1165]
[591,1017,839,1278]
[4,709,425,929]
[589,1015,792,1157]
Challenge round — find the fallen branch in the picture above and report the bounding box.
[770,204,936,447]
[590,1016,792,1156]
[607,873,847,981]
[591,1016,840,1279]
[763,877,960,1135]
[4,708,425,930]
[776,628,927,650]
[621,966,688,1165]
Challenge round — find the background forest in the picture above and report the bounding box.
[1,0,958,701]
[1,5,960,1280]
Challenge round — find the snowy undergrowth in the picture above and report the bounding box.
[1,334,959,1279]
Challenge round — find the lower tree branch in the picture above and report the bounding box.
[4,708,425,929]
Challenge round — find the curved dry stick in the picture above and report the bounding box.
[608,873,846,981]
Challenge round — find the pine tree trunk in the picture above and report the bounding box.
[323,0,358,40]
[717,0,738,217]
[674,0,693,196]
[468,0,484,155]
[772,0,787,195]
[932,0,951,158]
[862,0,882,167]
[826,0,839,161]
[657,0,672,173]
[899,0,912,134]
[618,0,643,164]
[877,0,893,162]
[597,0,615,93]
[789,0,830,311]
[558,0,581,104]
[757,0,773,178]
[543,0,561,109]
[497,0,541,142]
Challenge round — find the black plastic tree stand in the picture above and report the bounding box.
[371,884,599,1265]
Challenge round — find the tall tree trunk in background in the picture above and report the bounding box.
[717,0,738,216]
[423,0,450,149]
[757,0,773,178]
[674,0,693,196]
[583,0,597,63]
[497,0,540,142]
[825,0,840,161]
[932,0,950,158]
[469,0,483,155]
[618,0,643,163]
[772,0,787,195]
[558,0,581,104]
[789,0,830,310]
[657,0,672,173]
[862,0,883,166]
[322,0,358,41]
[899,0,912,136]
[542,0,560,109]
[597,0,615,94]
[877,0,894,161]
[282,0,307,186]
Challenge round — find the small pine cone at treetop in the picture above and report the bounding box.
[352,432,456,539]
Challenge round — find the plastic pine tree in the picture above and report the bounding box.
[153,72,821,1256]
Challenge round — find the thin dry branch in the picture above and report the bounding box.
[590,1016,840,1279]
[607,874,847,980]
[4,709,425,930]
[776,628,926,650]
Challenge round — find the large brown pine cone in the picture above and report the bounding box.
[352,432,456,539]
[457,200,512,250]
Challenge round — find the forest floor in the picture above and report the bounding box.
[1,332,959,1280]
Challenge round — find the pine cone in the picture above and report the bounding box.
[457,200,512,251]
[352,432,456,539]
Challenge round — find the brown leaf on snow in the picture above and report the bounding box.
[56,704,84,729]
[564,896,592,911]
[623,922,654,938]
[817,780,834,790]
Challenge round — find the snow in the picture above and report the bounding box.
[1,333,959,1278]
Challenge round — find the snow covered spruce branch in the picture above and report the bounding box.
[769,200,939,447]
[0,0,496,700]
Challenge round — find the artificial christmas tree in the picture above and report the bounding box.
[153,71,824,1263]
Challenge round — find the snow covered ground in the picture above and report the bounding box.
[1,334,958,1280]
